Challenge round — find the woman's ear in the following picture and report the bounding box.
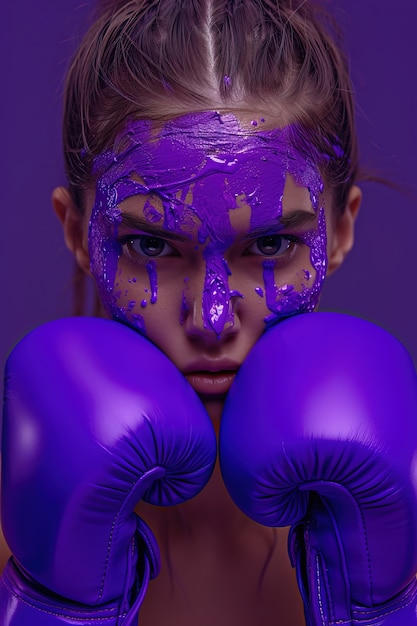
[327,185,362,276]
[52,186,92,276]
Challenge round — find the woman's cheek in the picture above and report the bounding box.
[101,263,148,333]
[107,259,191,336]
[262,214,327,328]
[232,242,323,331]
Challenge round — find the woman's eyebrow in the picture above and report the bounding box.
[119,212,190,241]
[119,208,317,241]
[240,209,317,241]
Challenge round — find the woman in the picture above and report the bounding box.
[1,1,362,623]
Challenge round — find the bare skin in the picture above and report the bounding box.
[136,458,305,625]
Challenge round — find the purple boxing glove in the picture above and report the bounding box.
[0,317,216,625]
[220,312,417,625]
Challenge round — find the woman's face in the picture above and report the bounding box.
[56,112,359,424]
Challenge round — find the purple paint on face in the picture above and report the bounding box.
[131,314,146,332]
[255,287,264,298]
[88,112,336,336]
[88,192,124,318]
[202,244,234,337]
[141,300,147,308]
[143,198,163,223]
[262,208,327,327]
[146,261,158,304]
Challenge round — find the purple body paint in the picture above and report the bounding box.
[143,198,163,223]
[262,208,327,326]
[88,112,337,336]
[131,314,146,332]
[146,261,158,304]
[202,249,233,336]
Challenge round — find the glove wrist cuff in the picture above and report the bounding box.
[351,577,417,625]
[0,517,160,625]
[0,558,123,624]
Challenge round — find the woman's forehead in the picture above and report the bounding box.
[92,111,324,240]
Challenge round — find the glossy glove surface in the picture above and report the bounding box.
[220,312,417,625]
[1,317,216,624]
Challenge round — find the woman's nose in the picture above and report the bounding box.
[181,260,243,340]
[182,292,242,342]
[181,252,243,341]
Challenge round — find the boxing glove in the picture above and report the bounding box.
[220,312,417,625]
[0,317,216,625]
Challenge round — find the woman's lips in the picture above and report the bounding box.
[184,371,237,397]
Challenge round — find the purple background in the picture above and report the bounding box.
[1,1,417,392]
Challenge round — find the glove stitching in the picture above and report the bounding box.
[100,475,145,602]
[100,476,154,605]
[100,513,119,602]
[355,494,373,606]
[315,553,326,626]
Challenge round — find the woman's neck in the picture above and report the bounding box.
[137,460,249,544]
[136,396,251,539]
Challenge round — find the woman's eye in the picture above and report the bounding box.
[125,235,175,258]
[247,235,293,256]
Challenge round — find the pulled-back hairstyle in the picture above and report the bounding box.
[64,0,358,216]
